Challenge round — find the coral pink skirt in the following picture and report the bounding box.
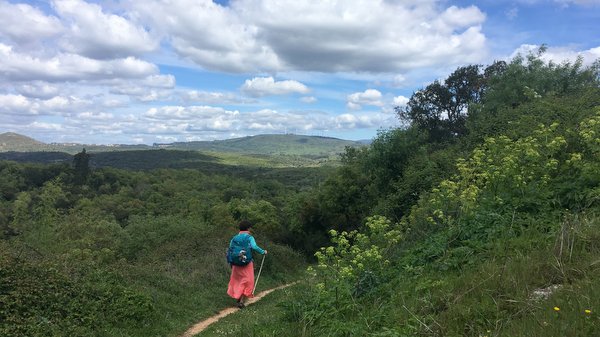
[227,261,255,299]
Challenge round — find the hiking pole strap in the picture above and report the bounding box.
[253,254,266,295]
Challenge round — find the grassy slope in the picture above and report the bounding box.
[197,284,306,337]
[201,215,600,337]
[118,236,306,337]
[0,132,46,151]
[0,218,307,337]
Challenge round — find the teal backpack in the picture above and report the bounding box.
[227,233,253,266]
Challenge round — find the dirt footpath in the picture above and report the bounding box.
[179,283,297,337]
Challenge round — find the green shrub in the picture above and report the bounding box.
[0,247,154,337]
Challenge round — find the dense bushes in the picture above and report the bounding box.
[281,51,600,336]
[0,157,310,336]
[0,244,154,337]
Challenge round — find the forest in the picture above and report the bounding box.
[2,49,600,336]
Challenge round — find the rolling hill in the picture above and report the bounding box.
[0,132,364,157]
[158,134,363,156]
[0,132,48,152]
[0,132,151,154]
[0,132,366,168]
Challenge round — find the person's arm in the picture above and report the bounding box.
[248,235,266,255]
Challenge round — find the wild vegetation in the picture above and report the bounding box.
[2,49,600,336]
[198,49,600,336]
[261,49,600,337]
[0,156,314,336]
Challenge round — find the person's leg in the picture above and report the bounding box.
[237,295,246,308]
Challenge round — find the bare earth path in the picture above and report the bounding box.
[179,282,297,337]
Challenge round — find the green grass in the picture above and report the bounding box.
[115,229,307,337]
[1,220,307,337]
[499,273,600,337]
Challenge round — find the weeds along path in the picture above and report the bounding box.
[179,282,298,337]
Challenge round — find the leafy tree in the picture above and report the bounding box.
[467,50,600,146]
[73,148,91,185]
[397,64,488,141]
[11,192,32,228]
[227,198,283,240]
[483,46,599,113]
[363,127,427,194]
[0,163,25,201]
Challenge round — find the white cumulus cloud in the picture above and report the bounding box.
[181,90,254,105]
[77,112,114,120]
[42,95,92,113]
[16,82,60,99]
[334,112,396,129]
[347,89,384,110]
[301,96,317,103]
[0,43,157,82]
[129,0,487,73]
[393,95,409,107]
[241,77,309,97]
[130,0,282,73]
[0,94,36,114]
[0,1,63,44]
[53,0,158,59]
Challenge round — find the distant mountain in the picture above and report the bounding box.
[0,132,48,151]
[158,134,363,157]
[0,133,365,158]
[0,132,152,154]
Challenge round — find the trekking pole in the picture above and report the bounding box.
[252,254,266,295]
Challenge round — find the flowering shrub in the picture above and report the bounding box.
[296,216,403,334]
[412,122,568,232]
[312,216,402,293]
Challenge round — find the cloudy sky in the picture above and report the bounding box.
[1,0,599,145]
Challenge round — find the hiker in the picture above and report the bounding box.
[226,220,267,308]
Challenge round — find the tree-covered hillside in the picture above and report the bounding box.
[0,155,317,336]
[273,50,600,337]
[162,134,363,157]
[199,50,600,336]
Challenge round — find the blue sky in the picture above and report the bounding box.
[0,0,599,145]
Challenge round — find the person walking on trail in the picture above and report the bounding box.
[227,220,267,308]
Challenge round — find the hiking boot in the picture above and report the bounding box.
[236,301,245,309]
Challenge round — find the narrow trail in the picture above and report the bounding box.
[179,282,297,337]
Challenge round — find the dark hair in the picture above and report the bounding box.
[238,220,253,231]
